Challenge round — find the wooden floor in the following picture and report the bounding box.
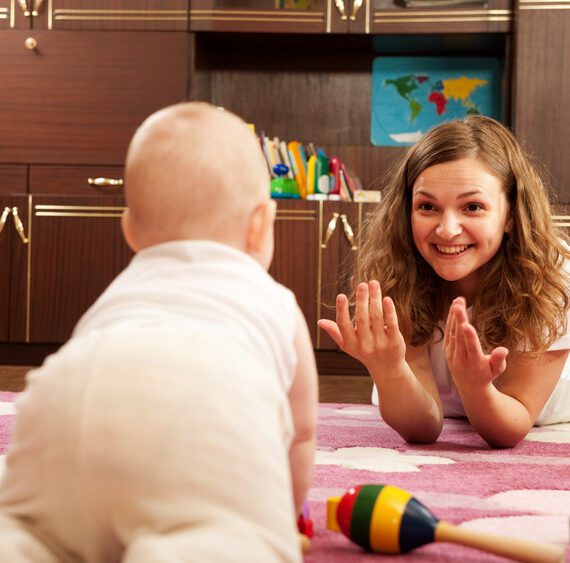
[0,366,372,404]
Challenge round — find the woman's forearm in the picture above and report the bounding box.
[369,361,443,444]
[459,384,533,448]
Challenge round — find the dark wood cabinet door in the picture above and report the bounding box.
[514,3,570,203]
[189,0,345,33]
[318,201,363,349]
[0,0,32,29]
[0,169,28,341]
[5,194,30,342]
[369,0,512,33]
[32,0,188,30]
[270,200,320,346]
[0,31,188,165]
[25,195,133,343]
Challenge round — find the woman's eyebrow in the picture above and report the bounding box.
[413,189,484,199]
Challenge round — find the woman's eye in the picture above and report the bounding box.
[465,203,483,213]
[418,202,434,212]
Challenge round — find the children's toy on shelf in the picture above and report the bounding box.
[270,163,299,199]
[327,484,563,563]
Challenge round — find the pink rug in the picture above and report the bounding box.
[0,393,568,561]
[308,403,570,562]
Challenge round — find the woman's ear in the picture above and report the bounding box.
[505,213,514,234]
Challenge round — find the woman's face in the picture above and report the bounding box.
[411,156,511,303]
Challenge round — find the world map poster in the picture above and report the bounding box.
[371,57,502,146]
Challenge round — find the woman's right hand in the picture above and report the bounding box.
[317,280,406,373]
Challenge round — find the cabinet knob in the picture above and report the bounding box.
[25,37,38,51]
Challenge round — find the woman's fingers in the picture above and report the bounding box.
[382,296,400,338]
[368,281,385,333]
[489,347,509,378]
[317,319,344,349]
[354,282,372,338]
[334,294,357,347]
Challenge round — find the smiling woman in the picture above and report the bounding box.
[411,156,511,303]
[318,115,570,448]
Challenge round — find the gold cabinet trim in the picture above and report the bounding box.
[53,10,188,21]
[373,8,512,22]
[520,0,570,3]
[26,195,32,342]
[190,9,324,23]
[9,0,14,27]
[520,3,570,8]
[34,204,125,218]
[47,1,187,28]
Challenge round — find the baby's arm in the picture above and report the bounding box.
[288,304,319,515]
[319,281,443,443]
[446,298,568,447]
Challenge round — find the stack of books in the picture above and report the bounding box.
[260,132,365,201]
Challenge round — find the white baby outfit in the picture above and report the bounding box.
[0,241,302,562]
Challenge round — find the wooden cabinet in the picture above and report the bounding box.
[0,167,28,342]
[0,167,133,344]
[0,27,187,350]
[368,0,512,34]
[189,0,350,34]
[513,0,570,203]
[271,199,367,350]
[1,0,188,30]
[0,31,188,165]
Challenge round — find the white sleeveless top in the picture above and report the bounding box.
[372,308,570,426]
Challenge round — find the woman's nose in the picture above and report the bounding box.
[435,211,462,239]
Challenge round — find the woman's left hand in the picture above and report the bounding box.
[445,297,509,394]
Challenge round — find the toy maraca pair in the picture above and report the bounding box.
[327,484,564,563]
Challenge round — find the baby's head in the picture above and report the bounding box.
[122,102,274,268]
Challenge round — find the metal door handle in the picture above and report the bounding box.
[350,0,364,21]
[321,212,339,249]
[340,214,358,250]
[12,207,29,244]
[334,0,348,19]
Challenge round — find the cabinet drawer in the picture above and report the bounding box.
[0,31,188,165]
[30,166,125,199]
[0,166,27,195]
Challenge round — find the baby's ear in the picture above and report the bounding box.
[246,199,275,254]
[121,209,140,252]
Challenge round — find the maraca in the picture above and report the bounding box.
[327,484,564,563]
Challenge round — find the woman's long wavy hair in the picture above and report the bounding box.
[354,116,570,355]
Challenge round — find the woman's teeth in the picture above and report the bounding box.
[436,244,469,255]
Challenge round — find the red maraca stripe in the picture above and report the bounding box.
[336,486,361,539]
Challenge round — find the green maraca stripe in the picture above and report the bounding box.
[350,484,384,551]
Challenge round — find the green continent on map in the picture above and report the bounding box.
[385,75,423,122]
[385,74,488,122]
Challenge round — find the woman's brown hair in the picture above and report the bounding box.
[354,116,570,355]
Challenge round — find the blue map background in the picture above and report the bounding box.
[371,57,502,147]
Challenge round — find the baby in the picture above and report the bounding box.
[0,102,318,562]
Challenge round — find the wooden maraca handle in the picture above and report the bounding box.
[436,521,564,563]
